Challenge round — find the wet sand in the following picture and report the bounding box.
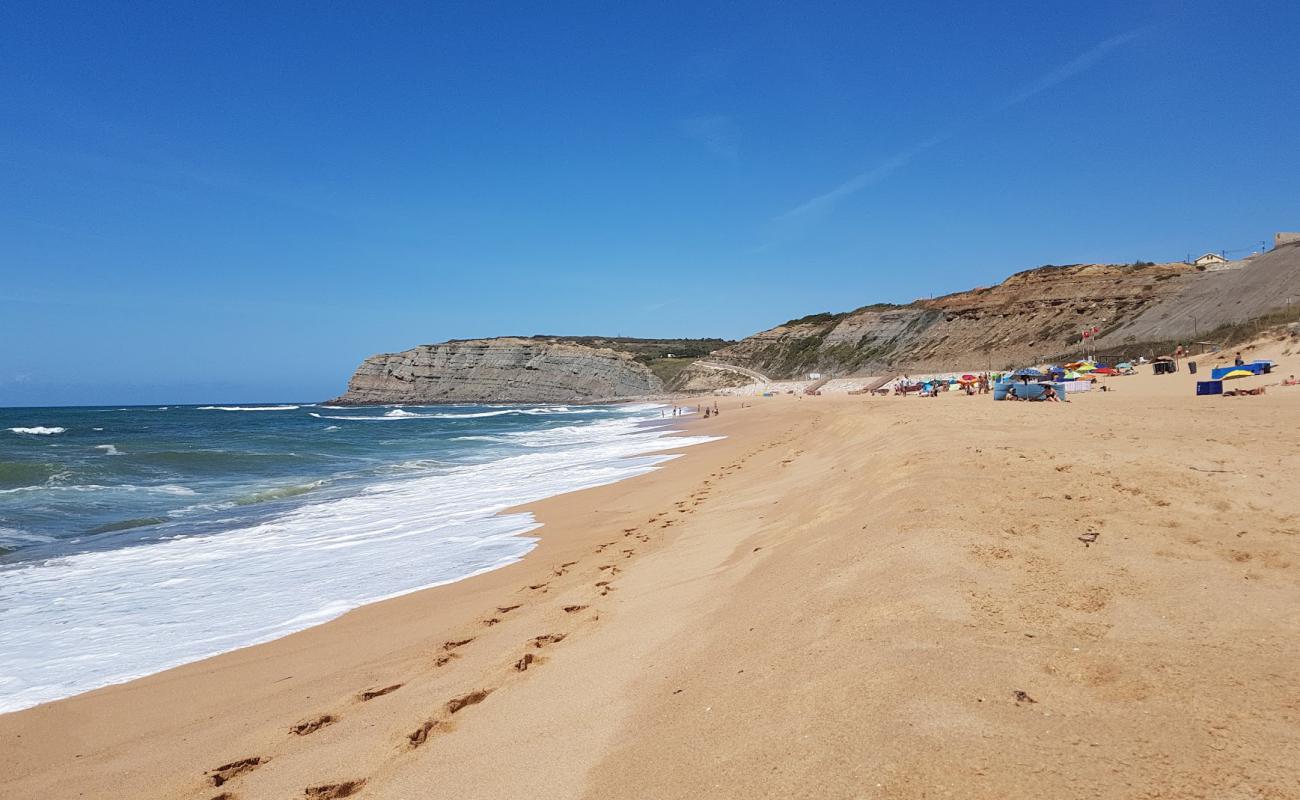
[3,344,1299,799]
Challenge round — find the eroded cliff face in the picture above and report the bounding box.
[684,261,1205,381]
[332,338,664,405]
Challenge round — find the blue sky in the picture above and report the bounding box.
[3,1,1298,405]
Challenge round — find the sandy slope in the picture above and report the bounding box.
[2,342,1298,800]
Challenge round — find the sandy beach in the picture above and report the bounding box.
[3,348,1299,800]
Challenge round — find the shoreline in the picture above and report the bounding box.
[4,360,1299,798]
[0,401,715,715]
[0,399,744,798]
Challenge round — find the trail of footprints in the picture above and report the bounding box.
[199,432,786,799]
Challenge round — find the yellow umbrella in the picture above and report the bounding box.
[1221,370,1253,380]
[1075,364,1096,373]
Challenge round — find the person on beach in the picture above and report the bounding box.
[1042,385,1061,402]
[1235,352,1244,366]
[1284,375,1298,386]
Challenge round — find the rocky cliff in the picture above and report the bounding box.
[332,338,665,405]
[674,244,1300,386]
[333,242,1300,399]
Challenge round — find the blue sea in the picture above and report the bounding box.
[0,402,713,713]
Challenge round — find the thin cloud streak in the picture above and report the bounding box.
[991,28,1147,112]
[775,28,1149,225]
[779,132,951,221]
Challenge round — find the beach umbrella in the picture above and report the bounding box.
[1015,367,1044,377]
[1093,367,1119,376]
[1221,369,1253,380]
[1116,362,1132,370]
[962,374,977,381]
[1075,364,1096,373]
[1064,371,1081,379]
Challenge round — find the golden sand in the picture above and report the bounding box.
[2,344,1298,799]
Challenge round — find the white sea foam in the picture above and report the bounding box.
[198,405,300,412]
[311,407,605,421]
[0,483,195,497]
[0,528,56,549]
[0,412,719,713]
[323,425,341,431]
[8,427,65,436]
[95,444,123,456]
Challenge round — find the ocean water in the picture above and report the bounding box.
[0,402,714,713]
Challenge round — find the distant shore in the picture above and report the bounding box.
[3,346,1298,799]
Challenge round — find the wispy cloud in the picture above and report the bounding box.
[679,115,740,161]
[643,298,679,313]
[779,132,951,221]
[990,28,1147,113]
[774,28,1149,227]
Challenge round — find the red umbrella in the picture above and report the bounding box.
[1093,367,1119,375]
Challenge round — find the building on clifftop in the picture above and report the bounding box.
[1192,252,1229,267]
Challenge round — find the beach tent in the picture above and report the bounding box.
[1221,369,1253,380]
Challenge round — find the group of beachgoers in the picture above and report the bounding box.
[895,373,996,397]
[661,403,721,419]
[1005,380,1061,402]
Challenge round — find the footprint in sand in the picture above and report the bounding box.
[357,684,402,702]
[290,714,337,736]
[497,604,521,614]
[305,779,366,799]
[443,638,475,651]
[562,604,588,614]
[207,757,264,787]
[407,719,445,749]
[446,689,492,714]
[434,652,459,667]
[530,633,567,648]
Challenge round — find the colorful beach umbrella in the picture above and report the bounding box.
[1116,362,1132,370]
[1221,370,1253,380]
